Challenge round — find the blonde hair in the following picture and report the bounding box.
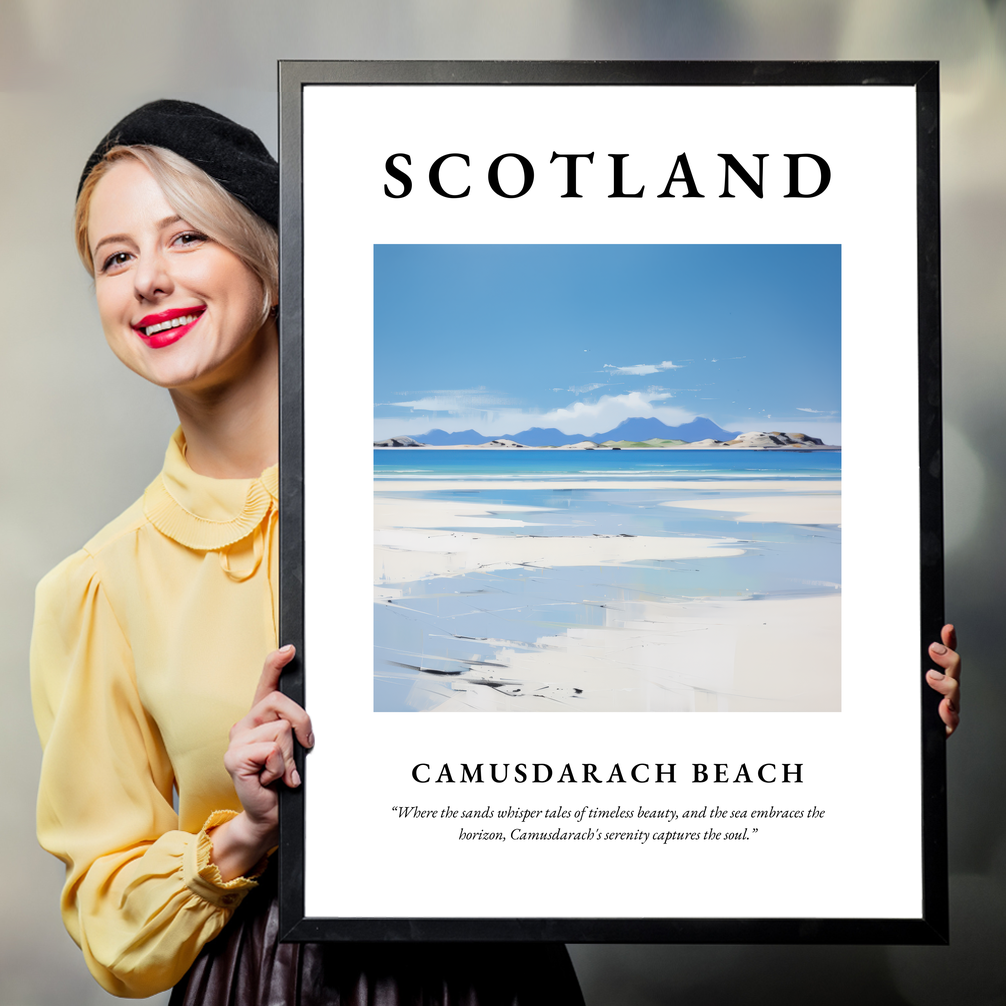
[75,145,278,322]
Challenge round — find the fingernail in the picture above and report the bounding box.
[292,768,301,787]
[307,732,315,748]
[928,670,945,680]
[280,644,295,654]
[931,643,947,655]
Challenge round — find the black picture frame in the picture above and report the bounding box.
[277,60,945,944]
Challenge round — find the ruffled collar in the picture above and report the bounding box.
[143,428,278,551]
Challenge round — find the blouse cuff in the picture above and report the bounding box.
[183,810,269,909]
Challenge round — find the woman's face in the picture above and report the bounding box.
[87,158,270,393]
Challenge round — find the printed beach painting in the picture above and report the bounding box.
[374,245,840,713]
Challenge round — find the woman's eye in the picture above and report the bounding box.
[101,251,132,273]
[173,231,208,248]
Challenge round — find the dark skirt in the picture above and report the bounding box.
[169,870,585,1006]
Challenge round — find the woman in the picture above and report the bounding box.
[31,100,586,1003]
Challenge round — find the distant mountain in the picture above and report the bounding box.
[590,417,741,443]
[495,427,592,446]
[414,417,742,447]
[416,428,491,446]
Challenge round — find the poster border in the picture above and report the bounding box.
[277,60,946,944]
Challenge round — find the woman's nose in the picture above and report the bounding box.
[133,249,173,302]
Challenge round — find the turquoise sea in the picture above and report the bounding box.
[375,448,841,482]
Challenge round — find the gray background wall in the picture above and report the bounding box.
[2,2,1003,1003]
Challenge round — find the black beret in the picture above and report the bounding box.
[78,99,278,228]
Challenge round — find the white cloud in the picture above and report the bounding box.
[603,360,681,376]
[568,382,607,394]
[379,389,519,412]
[374,389,698,440]
[796,407,823,413]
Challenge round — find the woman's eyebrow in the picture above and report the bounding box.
[91,232,133,256]
[92,216,185,257]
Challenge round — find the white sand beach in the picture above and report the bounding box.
[375,521,744,584]
[374,498,554,530]
[663,491,841,525]
[374,485,840,583]
[385,592,840,713]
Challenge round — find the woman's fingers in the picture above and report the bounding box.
[256,691,313,748]
[928,646,960,678]
[258,741,289,788]
[925,682,960,736]
[242,644,314,749]
[223,644,312,814]
[926,667,959,704]
[252,644,296,707]
[927,623,961,737]
[224,738,287,788]
[232,689,314,750]
[230,719,302,788]
[928,629,961,683]
[926,669,960,736]
[218,646,309,847]
[941,623,957,653]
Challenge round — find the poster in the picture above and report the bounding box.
[278,62,945,942]
[372,243,841,714]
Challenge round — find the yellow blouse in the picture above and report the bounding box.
[31,428,279,998]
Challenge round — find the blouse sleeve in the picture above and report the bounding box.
[31,549,262,998]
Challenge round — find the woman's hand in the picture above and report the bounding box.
[926,624,961,738]
[209,645,314,881]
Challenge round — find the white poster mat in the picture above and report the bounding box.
[301,84,919,920]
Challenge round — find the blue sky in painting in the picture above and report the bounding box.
[373,245,841,443]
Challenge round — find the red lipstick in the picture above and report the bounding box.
[132,306,205,349]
